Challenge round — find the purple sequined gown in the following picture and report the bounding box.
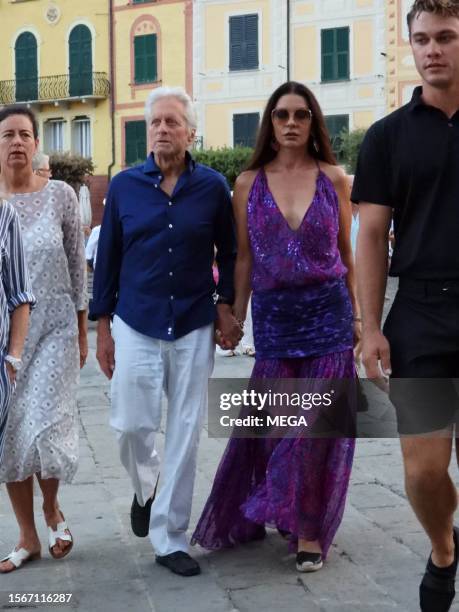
[192,168,355,559]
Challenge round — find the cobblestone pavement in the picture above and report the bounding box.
[1,278,458,612]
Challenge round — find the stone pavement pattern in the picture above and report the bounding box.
[1,279,459,612]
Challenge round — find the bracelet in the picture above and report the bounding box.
[236,318,245,330]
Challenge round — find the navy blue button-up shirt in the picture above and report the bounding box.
[90,153,236,340]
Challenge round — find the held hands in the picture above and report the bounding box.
[215,305,244,350]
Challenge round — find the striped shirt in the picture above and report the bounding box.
[0,200,36,354]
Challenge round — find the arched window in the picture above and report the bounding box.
[130,17,161,87]
[69,25,93,97]
[15,32,38,102]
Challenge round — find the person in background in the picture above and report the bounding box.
[32,151,52,180]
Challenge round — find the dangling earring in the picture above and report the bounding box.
[313,139,319,153]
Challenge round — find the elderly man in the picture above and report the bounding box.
[353,1,459,610]
[90,86,240,576]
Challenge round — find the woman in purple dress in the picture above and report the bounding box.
[192,82,360,571]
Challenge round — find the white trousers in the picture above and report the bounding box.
[110,315,214,556]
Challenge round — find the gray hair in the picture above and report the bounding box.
[144,86,197,131]
[32,151,50,171]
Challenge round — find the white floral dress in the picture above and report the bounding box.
[0,181,87,483]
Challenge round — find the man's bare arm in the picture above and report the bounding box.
[356,203,392,378]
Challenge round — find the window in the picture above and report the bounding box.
[125,120,146,165]
[72,117,91,158]
[325,115,349,161]
[233,113,259,148]
[321,27,350,82]
[69,25,93,97]
[44,119,65,153]
[15,32,38,102]
[229,14,259,71]
[134,34,157,84]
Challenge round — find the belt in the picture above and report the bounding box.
[399,277,459,297]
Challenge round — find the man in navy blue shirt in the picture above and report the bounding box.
[90,86,240,577]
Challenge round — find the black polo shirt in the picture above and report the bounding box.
[352,86,459,280]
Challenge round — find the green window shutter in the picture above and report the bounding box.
[125,120,146,165]
[233,113,259,148]
[134,34,157,84]
[69,25,93,97]
[230,14,258,71]
[15,32,38,102]
[321,27,349,82]
[336,27,350,80]
[325,115,349,161]
[229,16,244,70]
[245,14,259,70]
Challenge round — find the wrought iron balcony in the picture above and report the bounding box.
[0,72,110,105]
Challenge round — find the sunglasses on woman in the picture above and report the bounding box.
[271,108,313,123]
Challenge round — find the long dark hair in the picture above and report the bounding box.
[247,81,337,171]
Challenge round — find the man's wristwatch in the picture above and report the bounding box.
[5,355,23,372]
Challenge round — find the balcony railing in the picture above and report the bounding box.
[0,72,110,105]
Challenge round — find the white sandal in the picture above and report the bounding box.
[48,513,73,559]
[0,547,41,572]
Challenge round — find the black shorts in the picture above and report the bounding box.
[383,278,459,435]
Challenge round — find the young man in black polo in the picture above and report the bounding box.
[352,1,459,610]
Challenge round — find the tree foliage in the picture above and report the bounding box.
[49,152,94,193]
[193,147,253,188]
[339,128,367,175]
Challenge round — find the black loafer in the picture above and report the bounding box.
[156,551,201,576]
[130,494,153,537]
[420,526,459,612]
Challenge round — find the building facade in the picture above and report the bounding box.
[386,0,420,113]
[291,0,387,155]
[0,0,111,221]
[194,0,387,156]
[111,0,192,173]
[193,0,287,150]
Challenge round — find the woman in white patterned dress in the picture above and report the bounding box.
[0,107,88,573]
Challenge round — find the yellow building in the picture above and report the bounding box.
[291,0,387,143]
[0,0,111,221]
[386,0,420,112]
[111,0,192,173]
[194,0,286,150]
[194,0,387,156]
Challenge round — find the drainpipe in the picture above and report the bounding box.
[286,0,290,81]
[107,0,116,180]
